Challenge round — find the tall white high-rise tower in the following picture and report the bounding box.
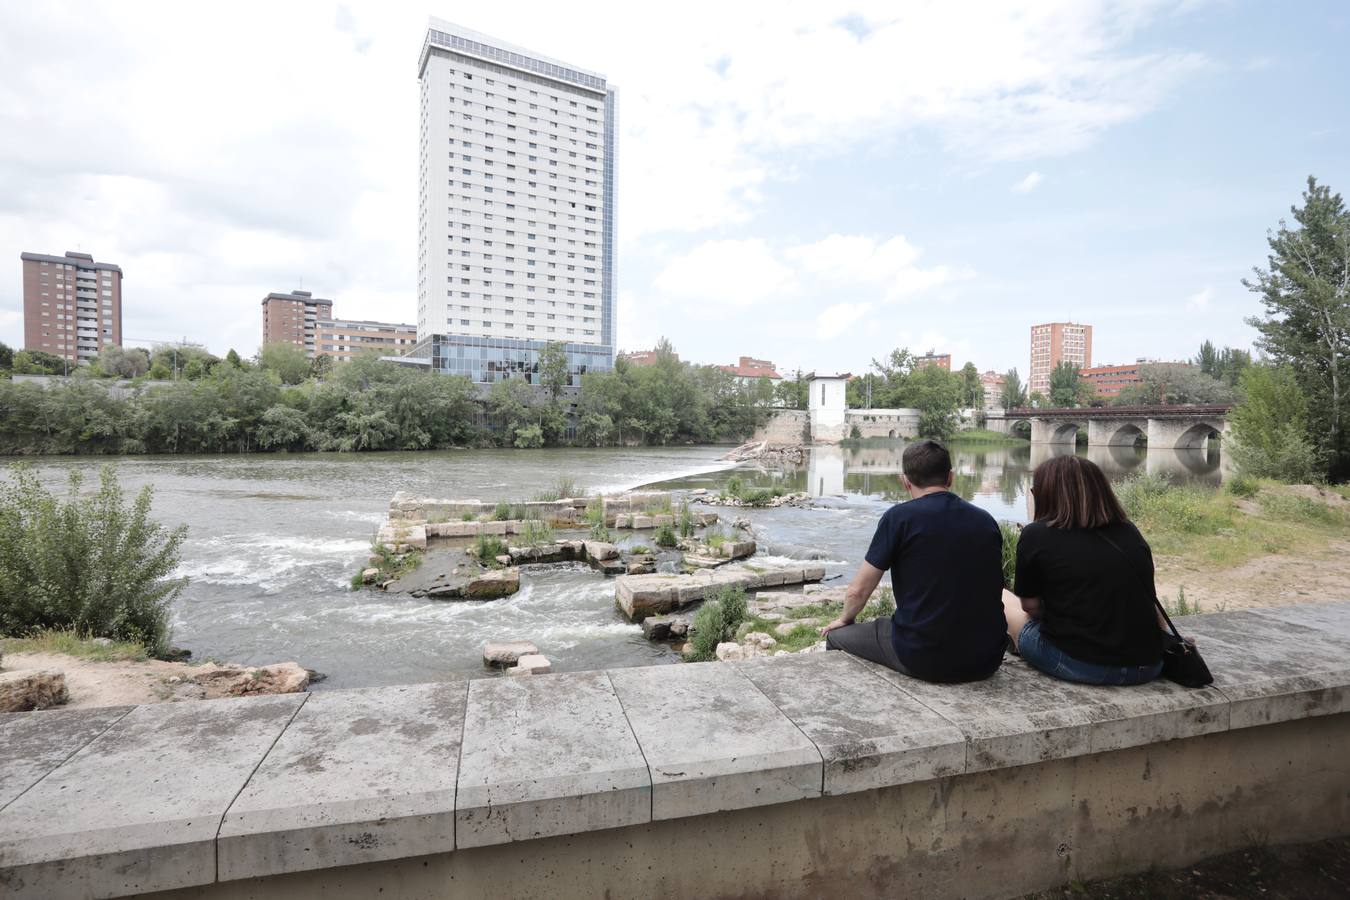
[413,19,616,387]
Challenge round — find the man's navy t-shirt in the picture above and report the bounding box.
[864,491,1006,682]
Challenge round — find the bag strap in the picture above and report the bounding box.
[1093,528,1187,645]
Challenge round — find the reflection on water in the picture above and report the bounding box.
[685,439,1224,524]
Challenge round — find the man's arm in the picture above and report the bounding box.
[821,561,885,635]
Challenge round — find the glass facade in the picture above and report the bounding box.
[409,333,613,386]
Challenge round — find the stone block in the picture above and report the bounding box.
[483,641,539,668]
[616,576,679,620]
[0,706,132,809]
[613,514,631,529]
[464,568,520,599]
[217,684,467,880]
[608,662,821,820]
[0,694,304,897]
[0,670,68,713]
[632,515,654,529]
[653,514,674,527]
[457,671,650,848]
[508,654,552,675]
[479,521,509,536]
[583,541,620,561]
[405,525,427,552]
[737,653,966,794]
[803,565,827,582]
[1184,608,1350,729]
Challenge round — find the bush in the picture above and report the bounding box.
[678,501,696,538]
[654,523,678,548]
[685,586,749,661]
[1228,428,1322,483]
[0,465,186,656]
[1226,474,1260,498]
[1227,365,1324,483]
[513,424,544,448]
[473,533,508,564]
[492,502,513,521]
[999,522,1019,589]
[520,516,554,548]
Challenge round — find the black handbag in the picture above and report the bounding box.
[1096,530,1214,688]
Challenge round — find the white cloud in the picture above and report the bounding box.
[652,239,796,307]
[1011,172,1044,193]
[786,234,962,300]
[816,303,873,340]
[1187,286,1214,310]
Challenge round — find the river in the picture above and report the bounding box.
[15,440,1223,688]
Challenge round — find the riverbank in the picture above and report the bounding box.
[0,631,311,710]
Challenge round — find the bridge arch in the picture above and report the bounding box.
[1174,422,1223,452]
[1106,422,1146,447]
[1049,421,1082,445]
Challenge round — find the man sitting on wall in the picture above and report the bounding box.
[822,439,1007,682]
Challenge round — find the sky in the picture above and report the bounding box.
[1,0,1347,378]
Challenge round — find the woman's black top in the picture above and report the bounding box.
[1013,520,1164,667]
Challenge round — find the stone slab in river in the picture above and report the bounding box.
[735,653,966,794]
[862,654,1229,772]
[456,671,650,848]
[608,661,821,820]
[0,706,132,810]
[216,683,467,880]
[0,693,304,899]
[1183,609,1350,729]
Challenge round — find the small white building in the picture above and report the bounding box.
[807,372,850,442]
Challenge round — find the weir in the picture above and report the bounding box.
[2,600,1348,900]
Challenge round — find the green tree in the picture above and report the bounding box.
[95,346,150,379]
[538,341,570,400]
[773,369,808,409]
[957,362,984,409]
[310,353,334,381]
[1228,365,1322,482]
[1244,176,1350,480]
[486,377,536,446]
[1048,362,1090,407]
[258,342,312,386]
[1113,363,1235,406]
[225,348,247,370]
[1000,368,1027,409]
[0,341,13,371]
[12,349,72,376]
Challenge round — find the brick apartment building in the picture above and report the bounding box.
[261,289,333,357]
[20,250,123,366]
[719,356,782,382]
[1029,322,1092,397]
[914,351,951,371]
[619,349,678,367]
[979,370,1006,408]
[1080,362,1143,399]
[316,319,418,363]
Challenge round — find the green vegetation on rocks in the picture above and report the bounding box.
[685,586,750,661]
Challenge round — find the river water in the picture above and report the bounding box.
[15,441,1222,688]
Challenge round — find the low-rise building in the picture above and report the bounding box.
[619,349,677,367]
[719,356,782,383]
[979,370,1006,408]
[315,319,418,363]
[914,351,951,371]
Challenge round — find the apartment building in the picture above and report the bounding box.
[1029,322,1092,397]
[316,319,418,363]
[412,19,616,387]
[913,351,951,371]
[979,370,1006,408]
[261,289,333,357]
[619,349,676,367]
[20,250,123,366]
[719,356,782,382]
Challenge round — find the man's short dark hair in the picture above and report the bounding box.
[902,439,951,488]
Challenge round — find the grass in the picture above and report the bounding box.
[1116,474,1350,570]
[654,523,679,548]
[1,628,150,663]
[999,522,1019,589]
[721,475,787,506]
[461,511,476,521]
[354,542,422,588]
[725,588,898,655]
[678,501,697,538]
[533,475,585,502]
[948,428,1028,443]
[472,533,509,566]
[704,525,729,549]
[519,517,555,548]
[1160,585,1212,617]
[630,544,653,554]
[685,586,749,661]
[641,495,673,516]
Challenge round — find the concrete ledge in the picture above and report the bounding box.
[2,600,1349,899]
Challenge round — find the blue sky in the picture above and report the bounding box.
[1,1,1346,378]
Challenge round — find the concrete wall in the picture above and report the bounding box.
[844,408,921,439]
[148,715,1350,900]
[752,409,809,444]
[4,601,1349,900]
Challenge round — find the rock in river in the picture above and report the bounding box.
[483,640,539,668]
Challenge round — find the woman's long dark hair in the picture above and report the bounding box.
[1031,455,1129,529]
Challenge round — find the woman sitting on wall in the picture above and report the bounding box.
[1004,455,1164,686]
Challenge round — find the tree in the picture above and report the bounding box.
[1000,368,1027,409]
[538,341,570,400]
[773,369,808,409]
[1228,365,1322,481]
[0,341,12,371]
[225,349,247,370]
[1244,176,1350,480]
[11,349,72,376]
[310,353,334,381]
[1194,340,1253,386]
[1113,363,1236,406]
[258,342,312,386]
[95,346,149,379]
[957,362,983,409]
[1048,362,1090,407]
[486,377,536,446]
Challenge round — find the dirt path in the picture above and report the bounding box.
[1,652,309,709]
[1156,539,1350,613]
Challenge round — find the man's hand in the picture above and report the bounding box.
[821,617,853,636]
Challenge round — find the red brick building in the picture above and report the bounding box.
[261,289,333,357]
[914,351,951,371]
[1029,322,1092,396]
[21,250,123,366]
[719,356,782,381]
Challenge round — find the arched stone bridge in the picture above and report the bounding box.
[985,404,1232,450]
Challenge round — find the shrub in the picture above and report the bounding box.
[654,523,678,548]
[678,501,696,538]
[473,533,508,564]
[704,525,728,548]
[513,424,544,449]
[999,522,1019,589]
[1228,365,1324,483]
[685,586,749,661]
[520,516,554,548]
[630,544,653,554]
[1162,586,1201,617]
[1226,474,1260,498]
[724,475,744,499]
[492,502,513,521]
[1228,428,1322,484]
[0,464,186,656]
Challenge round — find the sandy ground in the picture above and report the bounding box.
[1156,539,1350,613]
[1,652,308,709]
